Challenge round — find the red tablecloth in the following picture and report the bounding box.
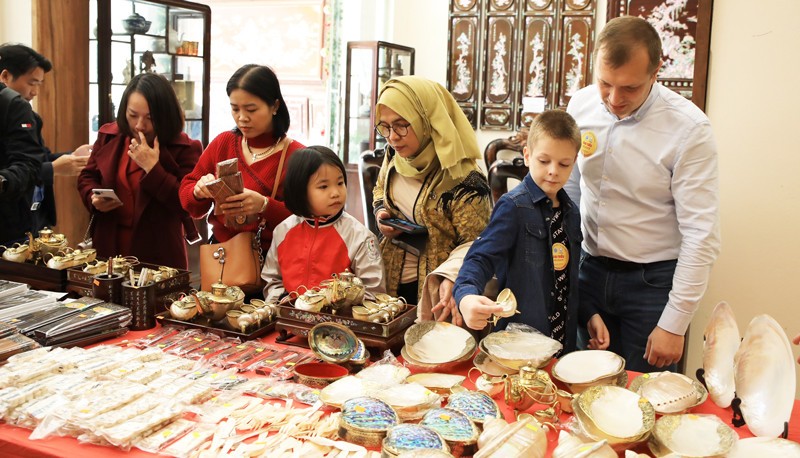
[1,325,798,458]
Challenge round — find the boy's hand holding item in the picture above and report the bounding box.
[459,294,504,330]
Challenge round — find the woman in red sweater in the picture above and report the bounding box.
[77,73,202,269]
[179,65,305,253]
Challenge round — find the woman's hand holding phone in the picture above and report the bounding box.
[376,209,402,239]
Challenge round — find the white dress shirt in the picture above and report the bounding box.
[565,82,721,335]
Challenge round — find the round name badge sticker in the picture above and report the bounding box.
[552,242,569,271]
[580,131,597,157]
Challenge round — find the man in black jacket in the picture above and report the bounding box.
[0,80,42,244]
[0,44,90,239]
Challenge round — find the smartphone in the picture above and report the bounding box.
[379,217,427,235]
[92,188,122,204]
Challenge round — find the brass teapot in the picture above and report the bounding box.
[503,362,558,414]
[34,228,68,256]
[197,283,245,321]
[320,269,365,312]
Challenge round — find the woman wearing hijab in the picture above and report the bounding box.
[372,76,492,325]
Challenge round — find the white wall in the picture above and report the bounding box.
[688,0,800,395]
[0,0,32,45]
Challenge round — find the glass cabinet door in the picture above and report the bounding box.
[91,0,210,146]
[343,41,415,164]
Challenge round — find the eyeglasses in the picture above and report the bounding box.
[375,122,411,138]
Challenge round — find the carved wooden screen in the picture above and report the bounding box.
[447,0,596,130]
[607,0,713,111]
[448,0,482,128]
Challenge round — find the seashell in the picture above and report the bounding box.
[473,416,547,458]
[552,430,616,458]
[573,385,654,446]
[702,301,740,407]
[477,417,507,450]
[382,424,450,456]
[481,330,561,370]
[648,413,736,457]
[404,321,476,365]
[474,373,504,397]
[420,407,479,456]
[319,376,373,409]
[339,396,399,447]
[630,371,707,414]
[725,437,800,458]
[734,314,796,437]
[374,382,441,421]
[308,322,358,363]
[445,391,501,425]
[552,350,626,393]
[355,363,411,388]
[491,288,519,325]
[406,373,466,396]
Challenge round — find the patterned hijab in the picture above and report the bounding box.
[376,76,481,182]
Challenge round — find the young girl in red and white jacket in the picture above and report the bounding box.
[261,146,385,302]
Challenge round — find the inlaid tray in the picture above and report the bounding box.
[156,310,275,341]
[275,303,416,338]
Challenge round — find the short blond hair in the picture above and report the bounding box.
[527,109,581,155]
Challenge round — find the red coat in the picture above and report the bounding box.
[77,123,202,269]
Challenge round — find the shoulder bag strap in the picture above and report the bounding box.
[254,136,292,262]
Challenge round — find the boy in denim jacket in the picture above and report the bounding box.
[454,110,607,354]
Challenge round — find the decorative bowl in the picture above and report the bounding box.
[293,362,349,389]
[122,13,151,34]
[628,372,708,415]
[445,390,502,425]
[404,321,476,365]
[406,373,466,397]
[339,396,398,447]
[572,385,655,448]
[382,424,450,457]
[479,330,560,370]
[648,413,736,457]
[308,322,358,363]
[401,345,473,373]
[420,407,480,457]
[551,350,627,394]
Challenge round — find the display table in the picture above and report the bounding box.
[1,325,798,458]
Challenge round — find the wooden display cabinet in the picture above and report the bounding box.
[342,41,415,164]
[89,0,211,146]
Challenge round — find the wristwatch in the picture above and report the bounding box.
[0,175,6,194]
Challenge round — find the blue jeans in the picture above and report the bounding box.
[578,252,678,373]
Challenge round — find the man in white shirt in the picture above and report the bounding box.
[564,16,720,372]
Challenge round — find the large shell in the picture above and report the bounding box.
[725,437,800,457]
[702,301,740,407]
[552,431,616,458]
[629,372,707,415]
[647,414,736,457]
[734,314,796,437]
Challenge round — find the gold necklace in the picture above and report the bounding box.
[245,138,278,161]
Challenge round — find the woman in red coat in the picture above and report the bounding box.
[77,73,202,269]
[179,64,304,254]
